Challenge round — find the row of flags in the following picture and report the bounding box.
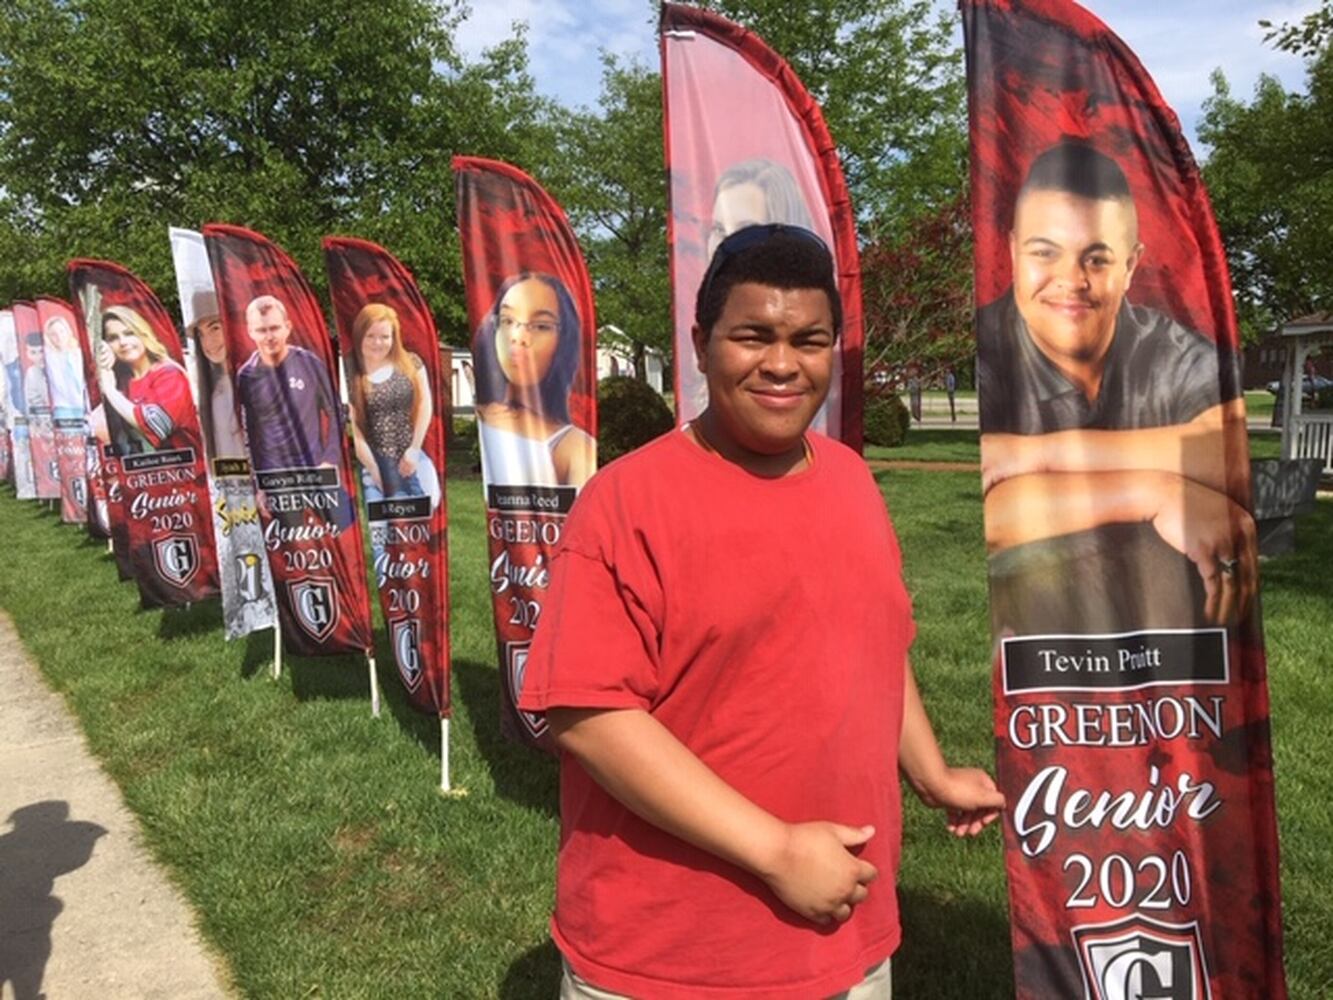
[0,1,1286,995]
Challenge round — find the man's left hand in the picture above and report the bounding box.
[914,767,1005,837]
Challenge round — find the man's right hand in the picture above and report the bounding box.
[1148,472,1257,624]
[760,822,877,925]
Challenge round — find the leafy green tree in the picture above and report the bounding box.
[1200,46,1333,340]
[1261,2,1333,58]
[0,0,554,342]
[548,56,670,377]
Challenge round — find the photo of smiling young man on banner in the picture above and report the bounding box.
[203,224,372,660]
[964,1,1285,997]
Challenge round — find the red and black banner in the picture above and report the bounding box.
[324,236,451,716]
[964,2,1285,997]
[35,297,90,525]
[12,301,61,500]
[0,309,18,487]
[63,291,122,555]
[68,261,220,607]
[660,2,863,448]
[203,224,372,657]
[453,156,598,747]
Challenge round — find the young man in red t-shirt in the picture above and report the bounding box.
[519,225,1003,998]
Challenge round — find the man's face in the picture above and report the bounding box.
[247,306,291,366]
[692,281,834,456]
[1010,189,1143,372]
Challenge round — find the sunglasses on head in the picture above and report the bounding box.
[698,223,831,306]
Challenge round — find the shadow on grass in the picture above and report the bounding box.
[501,937,559,999]
[155,598,224,640]
[288,649,381,703]
[239,625,279,679]
[453,656,558,819]
[896,886,1012,998]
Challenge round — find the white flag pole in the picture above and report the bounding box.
[272,620,282,681]
[441,717,450,792]
[367,652,381,717]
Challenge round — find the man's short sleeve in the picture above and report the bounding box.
[518,544,662,715]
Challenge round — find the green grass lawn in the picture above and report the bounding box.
[1,472,1330,997]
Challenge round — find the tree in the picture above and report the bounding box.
[1200,46,1333,340]
[859,195,973,387]
[549,57,670,377]
[1261,2,1333,58]
[0,0,556,342]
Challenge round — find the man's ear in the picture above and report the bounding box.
[691,323,708,374]
[1124,242,1145,290]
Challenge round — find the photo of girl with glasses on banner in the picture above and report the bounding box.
[472,272,595,491]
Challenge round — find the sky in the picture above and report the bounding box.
[454,0,1322,153]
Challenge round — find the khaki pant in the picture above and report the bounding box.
[560,957,892,999]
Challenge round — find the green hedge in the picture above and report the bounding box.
[597,375,675,464]
[863,392,911,447]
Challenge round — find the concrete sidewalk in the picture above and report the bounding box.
[0,613,233,1000]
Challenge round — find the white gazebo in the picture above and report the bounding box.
[1277,312,1333,475]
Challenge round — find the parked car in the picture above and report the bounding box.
[1267,374,1333,404]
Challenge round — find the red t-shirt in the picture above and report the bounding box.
[519,430,916,998]
[128,363,200,453]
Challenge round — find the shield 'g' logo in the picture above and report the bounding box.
[154,534,199,588]
[391,619,423,692]
[1073,915,1210,1000]
[236,552,265,603]
[504,641,547,739]
[288,578,338,641]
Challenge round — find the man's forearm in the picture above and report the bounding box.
[984,470,1162,551]
[898,662,948,802]
[983,400,1249,502]
[549,707,788,879]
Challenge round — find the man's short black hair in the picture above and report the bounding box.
[1018,141,1133,204]
[694,224,842,339]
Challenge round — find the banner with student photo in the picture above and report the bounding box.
[324,236,450,716]
[660,2,864,448]
[35,297,90,524]
[0,309,20,487]
[453,156,598,747]
[170,227,277,640]
[13,301,61,499]
[203,224,372,657]
[68,260,220,607]
[963,1,1285,997]
[63,287,124,558]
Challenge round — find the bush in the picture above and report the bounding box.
[448,417,480,475]
[597,375,675,464]
[863,393,911,448]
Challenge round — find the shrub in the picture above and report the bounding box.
[863,393,911,448]
[597,375,675,464]
[448,417,480,475]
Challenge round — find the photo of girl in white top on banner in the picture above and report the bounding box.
[473,272,594,491]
